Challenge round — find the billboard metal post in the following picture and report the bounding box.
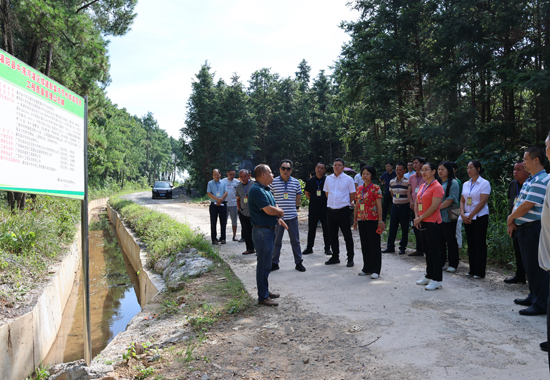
[81,95,91,365]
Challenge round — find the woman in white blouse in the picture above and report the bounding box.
[460,160,491,278]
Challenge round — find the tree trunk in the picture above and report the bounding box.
[1,0,14,54]
[29,40,42,68]
[45,43,53,76]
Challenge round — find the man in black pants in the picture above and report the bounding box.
[303,162,331,255]
[323,158,356,267]
[383,162,411,254]
[236,169,255,255]
[504,161,528,284]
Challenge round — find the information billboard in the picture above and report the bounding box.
[0,48,85,199]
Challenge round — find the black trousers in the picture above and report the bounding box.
[517,221,549,311]
[238,212,254,251]
[209,203,227,242]
[418,222,442,281]
[306,206,330,251]
[463,214,489,277]
[358,220,381,274]
[386,203,410,250]
[382,193,392,221]
[410,208,424,253]
[440,221,459,268]
[328,207,354,260]
[511,231,526,280]
[547,281,550,372]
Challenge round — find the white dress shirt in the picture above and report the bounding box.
[324,173,356,209]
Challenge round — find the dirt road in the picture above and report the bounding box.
[126,191,549,379]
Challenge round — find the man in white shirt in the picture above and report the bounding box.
[354,162,366,190]
[538,134,550,356]
[221,169,240,241]
[324,158,356,267]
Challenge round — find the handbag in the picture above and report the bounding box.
[448,207,460,221]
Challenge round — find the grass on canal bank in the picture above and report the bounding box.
[0,183,150,318]
[108,195,253,319]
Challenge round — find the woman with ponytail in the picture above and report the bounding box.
[438,161,460,273]
[414,162,445,290]
[460,160,491,278]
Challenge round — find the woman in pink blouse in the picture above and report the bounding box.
[354,165,386,279]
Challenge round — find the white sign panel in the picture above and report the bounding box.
[0,49,85,199]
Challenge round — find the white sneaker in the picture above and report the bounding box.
[473,275,481,279]
[358,271,370,276]
[446,267,456,273]
[416,276,430,285]
[425,280,442,290]
[371,273,379,279]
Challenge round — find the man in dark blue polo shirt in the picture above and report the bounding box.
[249,164,288,306]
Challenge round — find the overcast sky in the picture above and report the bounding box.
[106,0,358,139]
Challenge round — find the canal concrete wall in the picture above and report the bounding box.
[106,204,164,308]
[0,197,109,380]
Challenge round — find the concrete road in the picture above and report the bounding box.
[125,191,549,379]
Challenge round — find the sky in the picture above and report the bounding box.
[106,0,359,139]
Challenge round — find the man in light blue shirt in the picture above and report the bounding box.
[207,169,228,244]
[508,147,550,316]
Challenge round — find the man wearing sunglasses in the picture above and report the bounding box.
[270,159,306,272]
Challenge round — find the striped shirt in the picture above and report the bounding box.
[513,170,549,225]
[389,176,409,204]
[270,176,302,220]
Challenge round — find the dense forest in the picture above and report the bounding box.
[184,0,550,190]
[0,0,182,203]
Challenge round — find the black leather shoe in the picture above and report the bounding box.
[514,298,531,306]
[324,249,333,255]
[408,251,424,257]
[399,249,406,255]
[504,276,526,284]
[271,263,280,271]
[325,258,340,265]
[295,262,306,272]
[302,248,313,255]
[346,260,354,267]
[519,305,546,316]
[540,341,548,352]
[382,247,395,253]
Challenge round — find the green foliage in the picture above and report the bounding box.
[122,342,138,361]
[182,62,345,194]
[299,179,309,207]
[109,196,219,267]
[0,195,80,303]
[134,365,155,379]
[24,364,49,380]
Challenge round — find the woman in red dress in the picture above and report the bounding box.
[354,165,385,279]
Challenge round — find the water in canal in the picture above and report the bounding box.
[44,208,141,365]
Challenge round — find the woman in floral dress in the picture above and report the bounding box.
[354,165,385,279]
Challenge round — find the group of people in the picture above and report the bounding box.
[206,136,550,364]
[206,141,550,330]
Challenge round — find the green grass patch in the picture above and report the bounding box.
[109,196,217,267]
